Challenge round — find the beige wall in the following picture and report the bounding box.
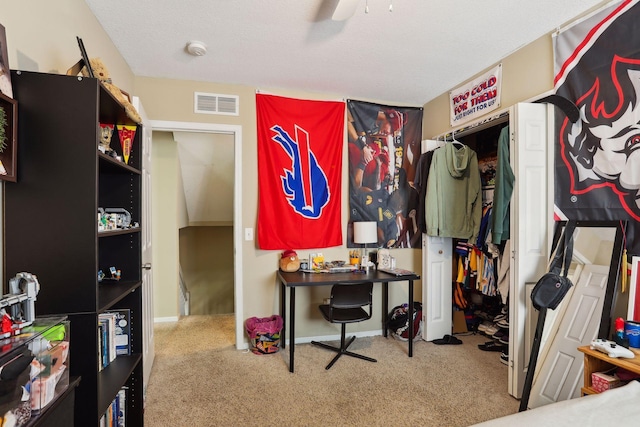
[151,132,181,319]
[179,226,234,315]
[2,0,134,92]
[422,35,555,137]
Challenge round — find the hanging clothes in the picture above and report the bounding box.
[479,255,497,297]
[425,142,482,241]
[415,150,434,234]
[497,240,511,304]
[491,126,515,244]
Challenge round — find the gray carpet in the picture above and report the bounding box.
[144,315,519,426]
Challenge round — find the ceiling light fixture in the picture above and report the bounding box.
[186,41,207,57]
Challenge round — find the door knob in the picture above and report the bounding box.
[438,250,443,254]
[142,263,152,270]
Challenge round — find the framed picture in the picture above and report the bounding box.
[0,23,13,99]
[0,91,17,182]
[628,256,640,322]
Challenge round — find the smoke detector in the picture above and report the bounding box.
[186,41,207,56]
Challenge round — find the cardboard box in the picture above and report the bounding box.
[591,371,622,393]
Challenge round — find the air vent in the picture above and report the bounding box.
[194,92,239,116]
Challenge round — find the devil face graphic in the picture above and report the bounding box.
[560,56,640,220]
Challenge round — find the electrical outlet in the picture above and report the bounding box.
[244,228,253,241]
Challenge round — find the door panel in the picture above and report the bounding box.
[527,264,609,408]
[133,96,155,388]
[422,235,452,341]
[509,102,551,398]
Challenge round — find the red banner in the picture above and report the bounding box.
[256,94,344,249]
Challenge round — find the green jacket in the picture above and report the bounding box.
[491,126,515,244]
[425,142,481,241]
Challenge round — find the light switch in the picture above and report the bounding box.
[244,228,254,241]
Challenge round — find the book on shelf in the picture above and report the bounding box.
[98,323,104,371]
[117,387,126,426]
[112,309,131,356]
[98,309,132,369]
[100,386,127,427]
[98,320,109,369]
[99,313,117,366]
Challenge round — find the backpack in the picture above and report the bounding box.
[388,302,422,341]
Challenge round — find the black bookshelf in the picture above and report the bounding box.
[6,70,144,426]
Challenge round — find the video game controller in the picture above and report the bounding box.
[590,338,635,358]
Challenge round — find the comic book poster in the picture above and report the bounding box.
[346,100,423,248]
[553,0,640,254]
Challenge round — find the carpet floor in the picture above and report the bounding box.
[144,315,519,426]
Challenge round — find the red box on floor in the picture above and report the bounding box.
[591,371,622,393]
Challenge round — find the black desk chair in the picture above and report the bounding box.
[310,282,377,370]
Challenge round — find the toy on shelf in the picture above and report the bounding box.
[0,272,41,338]
[98,207,138,232]
[98,123,118,159]
[98,267,121,283]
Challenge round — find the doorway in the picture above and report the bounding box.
[173,130,235,315]
[150,120,245,349]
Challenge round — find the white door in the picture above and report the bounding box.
[133,97,155,388]
[508,102,552,398]
[422,235,452,341]
[526,264,609,409]
[420,139,450,342]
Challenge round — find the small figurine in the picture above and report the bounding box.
[99,123,115,155]
[109,266,121,280]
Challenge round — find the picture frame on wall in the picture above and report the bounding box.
[0,91,17,182]
[0,23,13,99]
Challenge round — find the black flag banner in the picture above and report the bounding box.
[554,0,640,254]
[346,100,423,248]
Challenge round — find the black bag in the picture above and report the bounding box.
[531,221,576,310]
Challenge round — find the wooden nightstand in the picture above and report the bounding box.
[578,345,640,395]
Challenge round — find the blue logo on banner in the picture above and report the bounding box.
[271,125,330,219]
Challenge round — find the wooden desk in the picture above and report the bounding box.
[277,269,420,373]
[578,345,640,395]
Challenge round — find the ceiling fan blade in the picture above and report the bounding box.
[331,0,360,21]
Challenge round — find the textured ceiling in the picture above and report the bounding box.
[85,0,605,107]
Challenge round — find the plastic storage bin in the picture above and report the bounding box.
[0,317,70,426]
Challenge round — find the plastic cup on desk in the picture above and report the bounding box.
[625,320,640,348]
